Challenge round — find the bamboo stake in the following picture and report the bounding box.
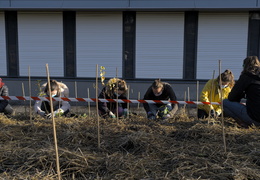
[127,85,130,119]
[116,67,119,124]
[87,88,91,116]
[137,92,140,109]
[208,70,215,124]
[28,66,32,121]
[183,91,186,115]
[219,60,227,153]
[75,81,78,114]
[187,87,190,117]
[22,82,27,117]
[45,64,61,180]
[96,64,100,149]
[196,81,199,121]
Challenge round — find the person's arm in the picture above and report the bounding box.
[98,88,110,114]
[143,87,153,113]
[166,85,178,116]
[228,74,248,102]
[200,79,215,113]
[0,86,8,112]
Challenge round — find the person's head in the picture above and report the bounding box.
[242,56,260,75]
[217,69,234,88]
[106,78,128,96]
[44,80,60,97]
[152,79,164,96]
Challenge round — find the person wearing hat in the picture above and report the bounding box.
[98,78,129,118]
[34,79,70,119]
[0,78,15,116]
[143,79,178,120]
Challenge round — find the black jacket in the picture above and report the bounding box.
[0,85,9,112]
[228,72,260,122]
[143,82,178,116]
[98,87,128,114]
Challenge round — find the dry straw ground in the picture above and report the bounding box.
[0,107,260,180]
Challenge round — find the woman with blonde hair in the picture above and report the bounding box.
[98,78,129,118]
[198,69,234,119]
[223,56,260,127]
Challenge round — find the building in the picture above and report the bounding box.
[0,0,260,101]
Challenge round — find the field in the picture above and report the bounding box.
[0,106,260,180]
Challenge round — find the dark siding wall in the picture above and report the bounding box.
[5,11,19,77]
[183,11,198,80]
[122,11,136,79]
[63,11,76,78]
[248,12,260,57]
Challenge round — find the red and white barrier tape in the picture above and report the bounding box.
[0,96,221,105]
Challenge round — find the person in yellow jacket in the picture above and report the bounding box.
[198,69,234,119]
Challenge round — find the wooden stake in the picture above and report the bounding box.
[96,64,100,149]
[187,87,190,117]
[127,85,130,119]
[116,67,119,124]
[22,82,27,117]
[209,70,215,124]
[45,64,61,180]
[137,92,140,109]
[183,91,186,114]
[75,81,78,114]
[28,66,32,121]
[87,88,91,116]
[219,60,227,153]
[196,81,199,121]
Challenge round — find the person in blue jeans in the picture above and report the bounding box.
[223,56,260,127]
[143,79,178,120]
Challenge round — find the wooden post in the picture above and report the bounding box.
[22,82,27,117]
[45,64,61,180]
[127,85,130,119]
[137,92,140,109]
[28,66,32,121]
[116,68,119,124]
[196,81,199,121]
[87,88,91,116]
[209,70,215,124]
[96,64,100,149]
[75,81,78,114]
[219,60,227,153]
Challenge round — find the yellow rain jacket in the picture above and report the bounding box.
[198,79,231,115]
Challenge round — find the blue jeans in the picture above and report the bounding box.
[223,99,260,126]
[148,103,172,117]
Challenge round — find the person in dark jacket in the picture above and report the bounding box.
[0,78,14,116]
[223,56,260,127]
[98,78,129,118]
[143,79,178,120]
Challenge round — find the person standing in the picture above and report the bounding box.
[223,56,260,127]
[0,78,15,116]
[98,78,129,118]
[198,69,234,119]
[34,80,70,118]
[143,79,178,120]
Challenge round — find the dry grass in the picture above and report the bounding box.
[0,107,260,180]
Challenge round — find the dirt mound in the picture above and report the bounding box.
[0,111,259,179]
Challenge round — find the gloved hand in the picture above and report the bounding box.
[37,111,46,117]
[54,109,64,117]
[123,108,128,117]
[46,113,53,119]
[109,111,116,118]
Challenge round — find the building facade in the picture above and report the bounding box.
[1,0,260,100]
